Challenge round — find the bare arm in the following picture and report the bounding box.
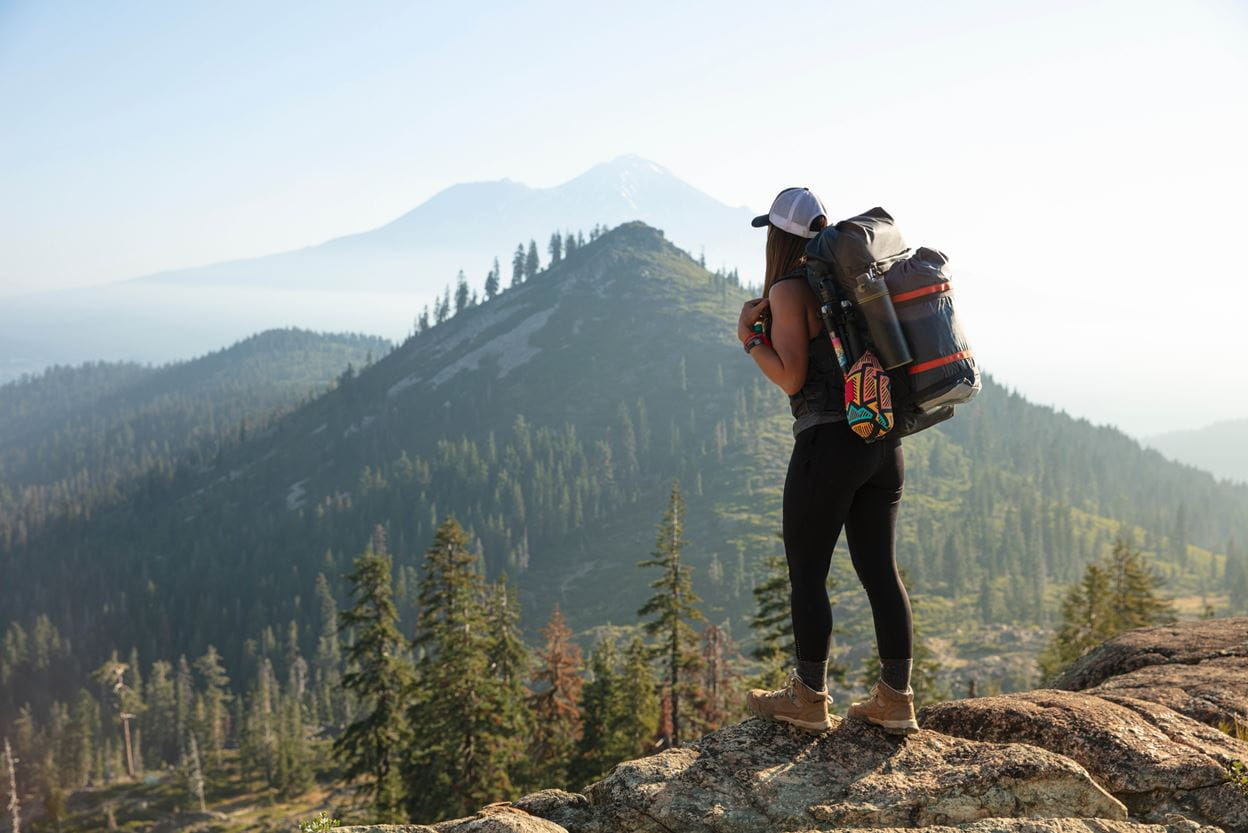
[737,280,810,396]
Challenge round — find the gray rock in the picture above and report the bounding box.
[1084,657,1248,729]
[1094,694,1248,769]
[332,803,568,833]
[917,689,1248,830]
[778,818,1223,832]
[579,715,1125,833]
[1053,619,1248,692]
[508,790,593,831]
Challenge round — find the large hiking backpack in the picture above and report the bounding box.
[804,207,980,440]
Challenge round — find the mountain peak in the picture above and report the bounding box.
[601,153,673,175]
[567,154,678,190]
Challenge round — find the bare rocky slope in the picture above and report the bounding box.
[331,618,1248,833]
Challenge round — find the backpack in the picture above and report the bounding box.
[803,207,980,440]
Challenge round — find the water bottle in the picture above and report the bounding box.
[853,270,913,369]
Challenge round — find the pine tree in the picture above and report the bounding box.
[65,689,99,787]
[569,636,623,787]
[548,231,563,265]
[240,657,279,786]
[145,662,176,768]
[333,526,411,821]
[524,240,540,280]
[454,271,470,315]
[528,605,583,789]
[1103,537,1176,630]
[749,552,792,689]
[614,636,659,758]
[637,481,705,747]
[405,517,514,822]
[512,243,526,287]
[485,257,501,299]
[1039,537,1176,680]
[436,285,451,324]
[185,733,206,812]
[276,692,314,798]
[482,574,534,791]
[193,646,231,770]
[313,572,344,727]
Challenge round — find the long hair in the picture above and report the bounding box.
[761,216,827,333]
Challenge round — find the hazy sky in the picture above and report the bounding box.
[2,0,1247,435]
[3,0,1243,290]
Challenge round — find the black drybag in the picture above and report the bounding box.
[804,207,980,439]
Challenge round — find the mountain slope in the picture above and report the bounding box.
[2,222,1246,723]
[0,327,388,541]
[1145,418,1248,485]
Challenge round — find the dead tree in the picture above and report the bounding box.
[4,737,19,833]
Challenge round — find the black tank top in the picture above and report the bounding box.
[773,270,846,437]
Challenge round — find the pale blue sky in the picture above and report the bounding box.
[4,0,1243,292]
[3,0,1247,436]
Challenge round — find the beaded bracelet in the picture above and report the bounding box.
[743,333,770,353]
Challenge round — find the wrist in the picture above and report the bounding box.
[743,332,771,354]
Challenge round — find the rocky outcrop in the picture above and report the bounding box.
[1082,657,1248,729]
[918,690,1248,830]
[1043,616,1248,730]
[333,620,1248,833]
[1052,619,1248,695]
[784,823,1222,833]
[331,819,1221,833]
[579,715,1125,832]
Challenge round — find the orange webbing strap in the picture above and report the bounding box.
[908,350,972,375]
[892,282,951,304]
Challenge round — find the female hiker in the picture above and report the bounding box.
[739,187,918,735]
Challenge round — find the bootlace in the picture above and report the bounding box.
[763,670,800,703]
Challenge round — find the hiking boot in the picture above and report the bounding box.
[745,670,832,732]
[846,679,919,735]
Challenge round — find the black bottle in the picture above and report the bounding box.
[853,270,913,370]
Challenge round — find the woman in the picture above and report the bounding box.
[740,187,919,735]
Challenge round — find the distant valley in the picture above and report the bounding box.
[0,155,754,382]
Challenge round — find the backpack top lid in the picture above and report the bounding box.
[805,207,909,288]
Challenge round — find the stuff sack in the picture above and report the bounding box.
[843,349,895,441]
[886,246,981,411]
[804,208,980,439]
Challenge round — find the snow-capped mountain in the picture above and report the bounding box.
[135,155,758,293]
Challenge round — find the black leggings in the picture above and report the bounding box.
[783,418,912,662]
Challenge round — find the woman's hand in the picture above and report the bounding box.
[738,297,770,342]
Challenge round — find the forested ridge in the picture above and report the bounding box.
[2,221,1247,743]
[0,328,389,544]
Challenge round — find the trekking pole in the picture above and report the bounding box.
[815,275,861,372]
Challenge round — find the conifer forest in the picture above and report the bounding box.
[2,223,1247,830]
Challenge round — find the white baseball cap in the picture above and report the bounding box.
[750,187,827,238]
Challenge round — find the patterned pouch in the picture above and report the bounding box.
[844,349,895,441]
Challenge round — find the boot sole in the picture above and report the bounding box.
[849,713,919,735]
[776,714,832,732]
[746,701,831,732]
